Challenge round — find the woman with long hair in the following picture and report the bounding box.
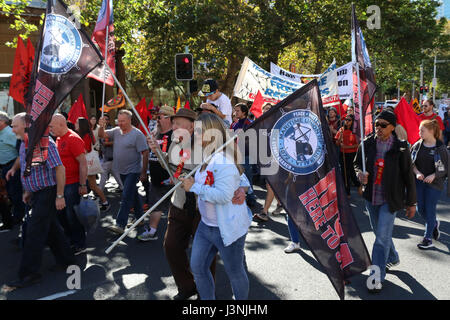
[76,117,110,212]
[89,115,100,151]
[411,119,449,249]
[335,114,360,196]
[180,113,252,300]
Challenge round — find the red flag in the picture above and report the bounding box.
[87,0,115,86]
[394,97,421,145]
[184,100,190,109]
[135,98,148,135]
[250,90,264,118]
[9,37,28,104]
[26,38,35,75]
[68,94,88,124]
[364,98,374,136]
[148,98,154,111]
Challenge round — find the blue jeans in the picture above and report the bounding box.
[286,214,300,243]
[416,180,441,239]
[58,182,85,249]
[365,202,398,282]
[116,172,143,228]
[190,221,249,300]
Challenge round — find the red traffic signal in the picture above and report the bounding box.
[175,53,193,81]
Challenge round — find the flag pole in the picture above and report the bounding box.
[105,132,238,254]
[355,62,366,174]
[103,63,175,182]
[101,24,109,118]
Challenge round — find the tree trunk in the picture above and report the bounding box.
[221,55,241,98]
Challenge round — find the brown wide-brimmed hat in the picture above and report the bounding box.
[171,108,197,122]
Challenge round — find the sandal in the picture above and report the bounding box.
[254,212,269,222]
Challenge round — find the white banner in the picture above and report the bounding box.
[318,59,340,107]
[233,57,303,101]
[270,61,354,101]
[336,62,353,100]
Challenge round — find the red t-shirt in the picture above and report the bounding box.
[56,129,86,185]
[335,129,358,153]
[419,113,445,131]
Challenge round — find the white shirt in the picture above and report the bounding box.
[195,167,218,227]
[207,92,232,125]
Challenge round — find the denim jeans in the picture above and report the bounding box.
[116,172,143,228]
[190,221,249,300]
[286,214,300,244]
[58,182,85,249]
[416,180,441,239]
[1,161,25,226]
[365,201,398,282]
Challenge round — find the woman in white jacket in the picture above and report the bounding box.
[180,113,252,300]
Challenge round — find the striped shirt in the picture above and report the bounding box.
[20,137,62,192]
[372,135,394,205]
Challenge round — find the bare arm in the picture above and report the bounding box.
[140,149,149,181]
[76,153,88,194]
[6,157,20,181]
[55,165,66,210]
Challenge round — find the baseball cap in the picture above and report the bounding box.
[158,105,175,117]
[198,79,218,97]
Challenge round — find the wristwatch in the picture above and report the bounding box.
[56,194,64,199]
[80,184,87,187]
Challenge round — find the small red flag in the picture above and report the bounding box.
[9,37,28,104]
[184,100,190,110]
[394,97,421,145]
[250,90,264,119]
[135,98,149,135]
[68,94,88,124]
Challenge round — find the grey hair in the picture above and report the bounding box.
[118,109,132,119]
[13,112,27,124]
[0,111,10,123]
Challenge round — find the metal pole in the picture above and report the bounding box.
[397,80,400,100]
[433,55,437,104]
[101,25,109,118]
[412,80,415,102]
[105,133,239,254]
[420,62,423,103]
[104,63,175,182]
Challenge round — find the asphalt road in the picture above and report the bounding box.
[0,177,449,300]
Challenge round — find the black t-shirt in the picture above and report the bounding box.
[415,145,436,177]
[149,130,173,186]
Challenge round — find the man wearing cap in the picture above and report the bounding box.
[354,109,416,293]
[198,79,233,126]
[138,106,175,241]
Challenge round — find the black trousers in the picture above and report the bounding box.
[19,186,75,279]
[339,152,360,195]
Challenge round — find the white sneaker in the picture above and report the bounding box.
[284,242,301,253]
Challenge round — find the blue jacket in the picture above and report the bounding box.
[190,153,252,246]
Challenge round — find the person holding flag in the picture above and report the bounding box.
[354,110,416,293]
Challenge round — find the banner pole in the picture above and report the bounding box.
[104,63,175,182]
[101,24,109,118]
[105,133,238,254]
[355,62,366,174]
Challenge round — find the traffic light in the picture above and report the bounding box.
[175,53,193,81]
[420,86,429,93]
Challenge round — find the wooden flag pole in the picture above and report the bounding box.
[101,24,109,118]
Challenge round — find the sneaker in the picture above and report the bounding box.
[272,204,283,215]
[253,213,269,222]
[142,203,150,211]
[432,220,440,241]
[107,225,125,235]
[100,202,111,212]
[385,260,400,272]
[73,247,88,256]
[284,242,301,253]
[137,228,158,242]
[417,238,434,250]
[368,282,382,294]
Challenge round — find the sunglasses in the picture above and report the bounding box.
[375,122,389,128]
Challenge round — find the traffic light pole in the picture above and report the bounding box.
[420,62,423,104]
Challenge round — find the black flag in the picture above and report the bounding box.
[352,4,376,117]
[24,0,103,175]
[248,80,371,300]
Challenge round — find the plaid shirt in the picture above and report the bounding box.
[372,135,394,205]
[20,137,62,192]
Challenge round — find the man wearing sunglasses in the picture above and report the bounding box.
[354,110,416,293]
[419,100,445,137]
